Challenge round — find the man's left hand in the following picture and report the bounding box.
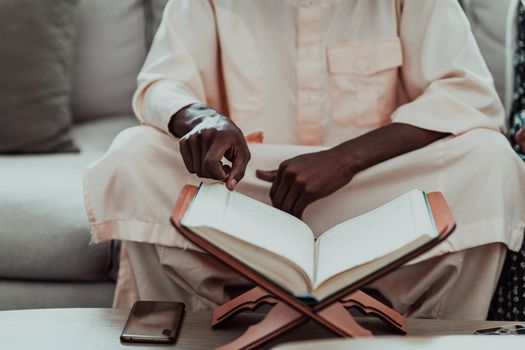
[256,148,356,218]
[255,123,449,219]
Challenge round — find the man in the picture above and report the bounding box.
[84,0,525,319]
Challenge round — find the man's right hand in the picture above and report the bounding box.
[169,103,250,190]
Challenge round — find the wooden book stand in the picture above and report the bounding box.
[171,185,456,350]
[211,286,406,349]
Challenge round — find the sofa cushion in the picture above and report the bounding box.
[0,0,79,153]
[145,0,170,47]
[0,116,137,282]
[0,280,115,311]
[71,0,147,121]
[461,0,513,104]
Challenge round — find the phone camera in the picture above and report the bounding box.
[162,328,172,336]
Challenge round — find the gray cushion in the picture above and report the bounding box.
[145,0,170,47]
[71,0,147,121]
[0,116,137,282]
[0,0,79,153]
[0,280,114,311]
[461,0,513,104]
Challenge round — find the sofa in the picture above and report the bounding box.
[0,0,516,311]
[0,0,157,310]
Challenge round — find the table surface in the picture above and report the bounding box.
[1,308,524,349]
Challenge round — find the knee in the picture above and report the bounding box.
[457,129,518,173]
[107,126,176,164]
[112,125,174,155]
[87,125,178,178]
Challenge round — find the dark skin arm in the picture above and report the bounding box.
[256,124,449,218]
[170,103,448,217]
[169,103,250,190]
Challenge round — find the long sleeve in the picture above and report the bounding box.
[391,0,506,135]
[132,0,222,134]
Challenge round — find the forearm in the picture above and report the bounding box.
[168,103,217,138]
[334,123,450,174]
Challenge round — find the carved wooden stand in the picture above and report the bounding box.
[211,287,407,350]
[170,185,460,350]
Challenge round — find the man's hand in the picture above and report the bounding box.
[169,104,250,190]
[256,123,448,218]
[256,148,357,218]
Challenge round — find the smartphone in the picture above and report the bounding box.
[120,301,185,344]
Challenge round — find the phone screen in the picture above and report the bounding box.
[121,301,185,344]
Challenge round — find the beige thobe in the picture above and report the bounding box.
[83,0,525,318]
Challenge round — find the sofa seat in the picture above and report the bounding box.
[0,116,136,308]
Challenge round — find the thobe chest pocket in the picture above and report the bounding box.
[326,38,403,127]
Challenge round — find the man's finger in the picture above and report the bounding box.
[227,149,249,190]
[292,195,310,219]
[272,170,293,209]
[179,139,194,173]
[205,159,228,181]
[255,169,277,182]
[203,140,229,181]
[269,167,283,201]
[281,181,301,215]
[190,136,203,177]
[200,133,213,178]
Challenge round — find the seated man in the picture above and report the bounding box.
[84,0,525,319]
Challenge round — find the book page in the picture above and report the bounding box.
[182,183,316,283]
[314,190,436,287]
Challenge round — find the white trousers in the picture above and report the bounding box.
[118,240,506,319]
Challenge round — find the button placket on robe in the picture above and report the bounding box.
[296,4,325,145]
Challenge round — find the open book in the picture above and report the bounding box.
[181,183,439,302]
